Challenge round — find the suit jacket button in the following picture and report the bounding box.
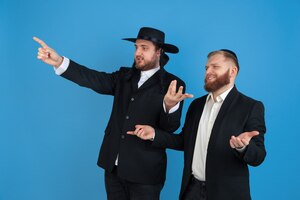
[131,97,135,101]
[121,135,125,139]
[125,116,129,119]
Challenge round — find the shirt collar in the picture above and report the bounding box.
[206,86,234,103]
[140,66,160,79]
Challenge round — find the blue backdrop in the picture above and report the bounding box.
[1,0,299,199]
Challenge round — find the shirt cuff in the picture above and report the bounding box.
[236,146,246,152]
[54,56,70,75]
[163,102,180,114]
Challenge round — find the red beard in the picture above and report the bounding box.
[204,69,230,92]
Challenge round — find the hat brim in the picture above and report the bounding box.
[123,38,179,54]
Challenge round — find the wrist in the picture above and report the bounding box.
[54,56,64,68]
[164,101,175,111]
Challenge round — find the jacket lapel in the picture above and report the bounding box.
[208,86,239,148]
[138,68,165,91]
[127,68,140,93]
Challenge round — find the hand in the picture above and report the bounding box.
[164,80,194,112]
[230,131,259,149]
[127,125,155,140]
[33,36,63,68]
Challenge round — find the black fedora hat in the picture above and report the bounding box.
[123,27,179,54]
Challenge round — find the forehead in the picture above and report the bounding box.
[207,53,227,64]
[135,39,155,47]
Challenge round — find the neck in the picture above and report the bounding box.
[212,83,234,100]
[141,65,160,72]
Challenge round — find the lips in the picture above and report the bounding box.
[205,75,216,82]
[135,56,144,64]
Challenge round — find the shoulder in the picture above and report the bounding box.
[114,66,136,77]
[238,91,263,105]
[234,90,265,111]
[119,66,132,73]
[163,70,185,86]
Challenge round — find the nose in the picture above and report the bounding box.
[205,69,210,76]
[135,48,142,57]
[205,66,213,74]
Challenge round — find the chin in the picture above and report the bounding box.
[135,65,145,70]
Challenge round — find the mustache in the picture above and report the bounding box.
[205,75,216,82]
[135,56,143,60]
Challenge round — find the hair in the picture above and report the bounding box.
[152,42,167,67]
[153,42,163,52]
[207,49,240,72]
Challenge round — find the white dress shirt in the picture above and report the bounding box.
[192,87,233,181]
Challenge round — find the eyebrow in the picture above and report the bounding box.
[134,44,149,47]
[206,63,220,67]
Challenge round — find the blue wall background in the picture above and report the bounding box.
[1,0,299,199]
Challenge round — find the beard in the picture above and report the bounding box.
[134,55,159,71]
[204,69,230,92]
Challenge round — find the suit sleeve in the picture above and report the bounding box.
[60,60,119,95]
[152,98,197,150]
[239,101,267,166]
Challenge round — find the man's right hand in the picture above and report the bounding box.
[33,37,63,68]
[164,80,194,112]
[127,125,155,140]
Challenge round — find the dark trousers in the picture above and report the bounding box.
[182,176,207,200]
[104,168,163,200]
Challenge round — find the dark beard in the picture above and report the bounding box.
[204,69,230,92]
[135,56,158,71]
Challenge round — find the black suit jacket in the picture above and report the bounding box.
[153,86,266,200]
[61,60,185,184]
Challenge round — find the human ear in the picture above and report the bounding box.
[231,66,238,76]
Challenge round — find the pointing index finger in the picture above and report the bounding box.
[33,36,49,48]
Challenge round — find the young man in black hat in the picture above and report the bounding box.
[128,49,267,200]
[33,27,192,200]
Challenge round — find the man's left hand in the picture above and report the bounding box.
[230,131,259,149]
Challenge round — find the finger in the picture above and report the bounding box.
[241,138,249,146]
[135,127,144,135]
[38,51,49,57]
[229,139,236,148]
[235,137,244,148]
[37,53,49,60]
[137,129,144,138]
[37,48,49,56]
[178,93,194,102]
[38,47,47,53]
[167,80,177,95]
[37,53,52,61]
[247,131,259,139]
[127,131,135,135]
[239,131,259,141]
[37,45,53,58]
[176,86,184,97]
[231,136,244,148]
[33,36,49,48]
[135,125,145,130]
